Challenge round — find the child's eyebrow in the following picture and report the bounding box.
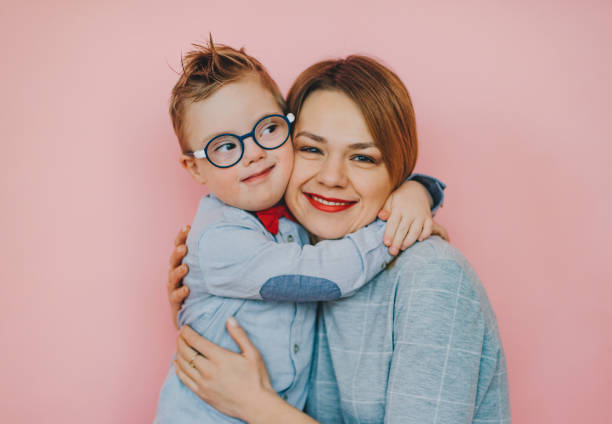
[295,131,376,150]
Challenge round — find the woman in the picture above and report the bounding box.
[167,56,510,423]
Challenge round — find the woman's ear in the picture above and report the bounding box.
[180,155,207,184]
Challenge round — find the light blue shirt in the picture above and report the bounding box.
[155,175,445,423]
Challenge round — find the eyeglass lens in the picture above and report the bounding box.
[206,115,289,167]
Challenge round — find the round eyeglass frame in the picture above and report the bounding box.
[185,113,295,168]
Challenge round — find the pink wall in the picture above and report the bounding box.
[2,0,611,422]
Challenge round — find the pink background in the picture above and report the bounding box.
[2,0,611,422]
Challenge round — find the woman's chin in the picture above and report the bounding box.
[305,223,349,241]
[301,214,379,240]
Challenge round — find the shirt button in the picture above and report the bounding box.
[381,262,387,269]
[287,234,294,242]
[293,344,300,354]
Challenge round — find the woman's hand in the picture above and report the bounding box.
[167,226,191,329]
[175,320,273,420]
[175,320,319,423]
[378,181,450,254]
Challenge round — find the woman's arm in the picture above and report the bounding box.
[175,321,319,424]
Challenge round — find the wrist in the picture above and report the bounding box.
[241,386,280,424]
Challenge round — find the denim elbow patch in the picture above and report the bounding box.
[260,275,341,301]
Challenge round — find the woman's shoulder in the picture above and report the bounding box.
[393,235,468,266]
[388,236,471,276]
[387,236,498,329]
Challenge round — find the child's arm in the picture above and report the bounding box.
[406,173,446,214]
[195,218,393,301]
[185,174,445,304]
[378,174,448,255]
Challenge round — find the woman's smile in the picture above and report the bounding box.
[303,192,357,212]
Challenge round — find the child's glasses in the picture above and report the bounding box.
[185,113,295,168]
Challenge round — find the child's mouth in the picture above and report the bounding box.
[241,165,275,184]
[303,192,357,212]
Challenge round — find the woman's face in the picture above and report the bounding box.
[285,89,393,240]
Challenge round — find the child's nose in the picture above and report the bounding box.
[242,137,266,165]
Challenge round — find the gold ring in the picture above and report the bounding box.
[189,352,199,369]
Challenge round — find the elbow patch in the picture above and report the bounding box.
[260,275,341,302]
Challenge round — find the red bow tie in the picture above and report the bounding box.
[256,204,296,235]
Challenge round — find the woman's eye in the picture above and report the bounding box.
[352,154,376,163]
[299,146,322,154]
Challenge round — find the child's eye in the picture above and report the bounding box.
[213,141,238,152]
[261,123,279,136]
[351,154,376,164]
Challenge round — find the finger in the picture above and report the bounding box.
[432,222,450,242]
[391,217,413,254]
[169,244,188,268]
[179,325,227,360]
[418,218,433,242]
[226,317,258,358]
[175,348,211,380]
[176,336,212,376]
[167,264,188,293]
[383,210,401,247]
[377,197,392,221]
[170,285,189,305]
[177,334,200,361]
[174,225,191,246]
[174,360,204,398]
[400,218,422,251]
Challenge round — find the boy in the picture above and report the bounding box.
[155,41,445,423]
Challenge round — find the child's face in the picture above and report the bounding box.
[181,76,293,211]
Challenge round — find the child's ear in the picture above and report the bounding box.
[180,155,207,184]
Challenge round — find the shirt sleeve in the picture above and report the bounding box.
[407,173,446,214]
[195,219,394,301]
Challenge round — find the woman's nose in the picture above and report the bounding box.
[316,157,347,188]
[242,137,266,166]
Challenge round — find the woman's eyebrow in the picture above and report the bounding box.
[348,142,376,150]
[295,131,376,150]
[295,131,325,142]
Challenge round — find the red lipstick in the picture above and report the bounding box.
[304,192,357,213]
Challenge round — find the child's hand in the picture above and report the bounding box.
[431,221,450,243]
[378,180,436,255]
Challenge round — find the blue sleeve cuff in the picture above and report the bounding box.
[407,173,446,214]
